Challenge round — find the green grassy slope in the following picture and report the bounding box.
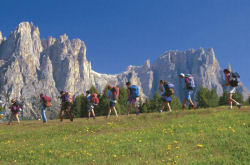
[0,107,249,165]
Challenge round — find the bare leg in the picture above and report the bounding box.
[15,114,20,124]
[91,109,96,119]
[160,102,166,112]
[166,102,172,112]
[229,93,239,105]
[182,100,187,110]
[60,110,65,122]
[112,107,118,117]
[107,107,112,118]
[8,113,14,125]
[88,111,91,119]
[188,99,196,109]
[132,103,139,115]
[127,104,131,116]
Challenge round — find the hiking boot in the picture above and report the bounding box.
[237,104,242,109]
[169,109,172,112]
[136,112,140,115]
[93,116,96,119]
[70,117,74,122]
[159,110,163,113]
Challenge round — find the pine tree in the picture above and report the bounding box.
[232,92,243,104]
[196,87,210,108]
[219,91,228,106]
[71,94,88,117]
[149,92,161,112]
[248,96,250,105]
[170,96,182,110]
[118,86,128,114]
[89,85,98,94]
[208,89,219,107]
[95,86,109,116]
[196,87,218,108]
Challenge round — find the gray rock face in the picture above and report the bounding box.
[0,22,249,119]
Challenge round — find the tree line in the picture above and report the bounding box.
[71,85,249,118]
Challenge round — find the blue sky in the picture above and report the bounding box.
[0,0,250,89]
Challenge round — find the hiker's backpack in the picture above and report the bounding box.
[11,103,21,113]
[164,82,175,97]
[91,93,99,104]
[42,95,51,107]
[184,74,195,90]
[130,85,140,98]
[111,86,119,100]
[65,92,73,103]
[229,72,240,87]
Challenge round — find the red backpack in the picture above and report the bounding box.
[111,86,119,100]
[91,93,99,104]
[42,95,51,107]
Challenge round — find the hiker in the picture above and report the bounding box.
[86,90,98,119]
[0,100,4,119]
[222,69,242,109]
[126,82,140,116]
[159,80,174,112]
[40,93,51,123]
[179,73,196,110]
[58,91,73,122]
[8,99,21,125]
[107,85,119,118]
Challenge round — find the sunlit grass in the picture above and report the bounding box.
[0,107,249,164]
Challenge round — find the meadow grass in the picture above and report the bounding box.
[0,107,249,165]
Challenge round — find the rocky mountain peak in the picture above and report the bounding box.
[0,22,249,120]
[143,59,151,69]
[0,31,2,40]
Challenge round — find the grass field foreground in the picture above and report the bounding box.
[0,107,249,165]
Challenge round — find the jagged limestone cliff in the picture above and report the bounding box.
[0,22,248,119]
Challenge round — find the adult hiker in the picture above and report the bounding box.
[159,80,174,112]
[8,99,21,125]
[107,85,119,118]
[222,69,242,109]
[126,82,140,116]
[86,90,98,119]
[58,91,73,122]
[179,73,196,110]
[40,93,51,123]
[0,100,4,119]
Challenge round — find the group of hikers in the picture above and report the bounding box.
[2,69,242,125]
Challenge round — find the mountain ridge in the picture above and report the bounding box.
[0,22,248,119]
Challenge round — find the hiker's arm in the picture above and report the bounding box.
[222,77,230,87]
[159,85,163,92]
[127,89,130,97]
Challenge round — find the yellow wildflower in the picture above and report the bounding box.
[197,144,203,148]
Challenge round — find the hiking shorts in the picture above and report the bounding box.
[185,89,193,100]
[127,98,138,105]
[88,104,94,112]
[161,95,171,103]
[228,86,236,94]
[109,100,117,107]
[61,102,71,112]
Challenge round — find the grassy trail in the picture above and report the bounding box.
[0,107,249,165]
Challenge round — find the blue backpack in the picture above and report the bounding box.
[184,74,195,90]
[130,85,140,98]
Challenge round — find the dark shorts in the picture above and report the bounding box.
[109,101,116,107]
[61,102,71,112]
[161,95,171,103]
